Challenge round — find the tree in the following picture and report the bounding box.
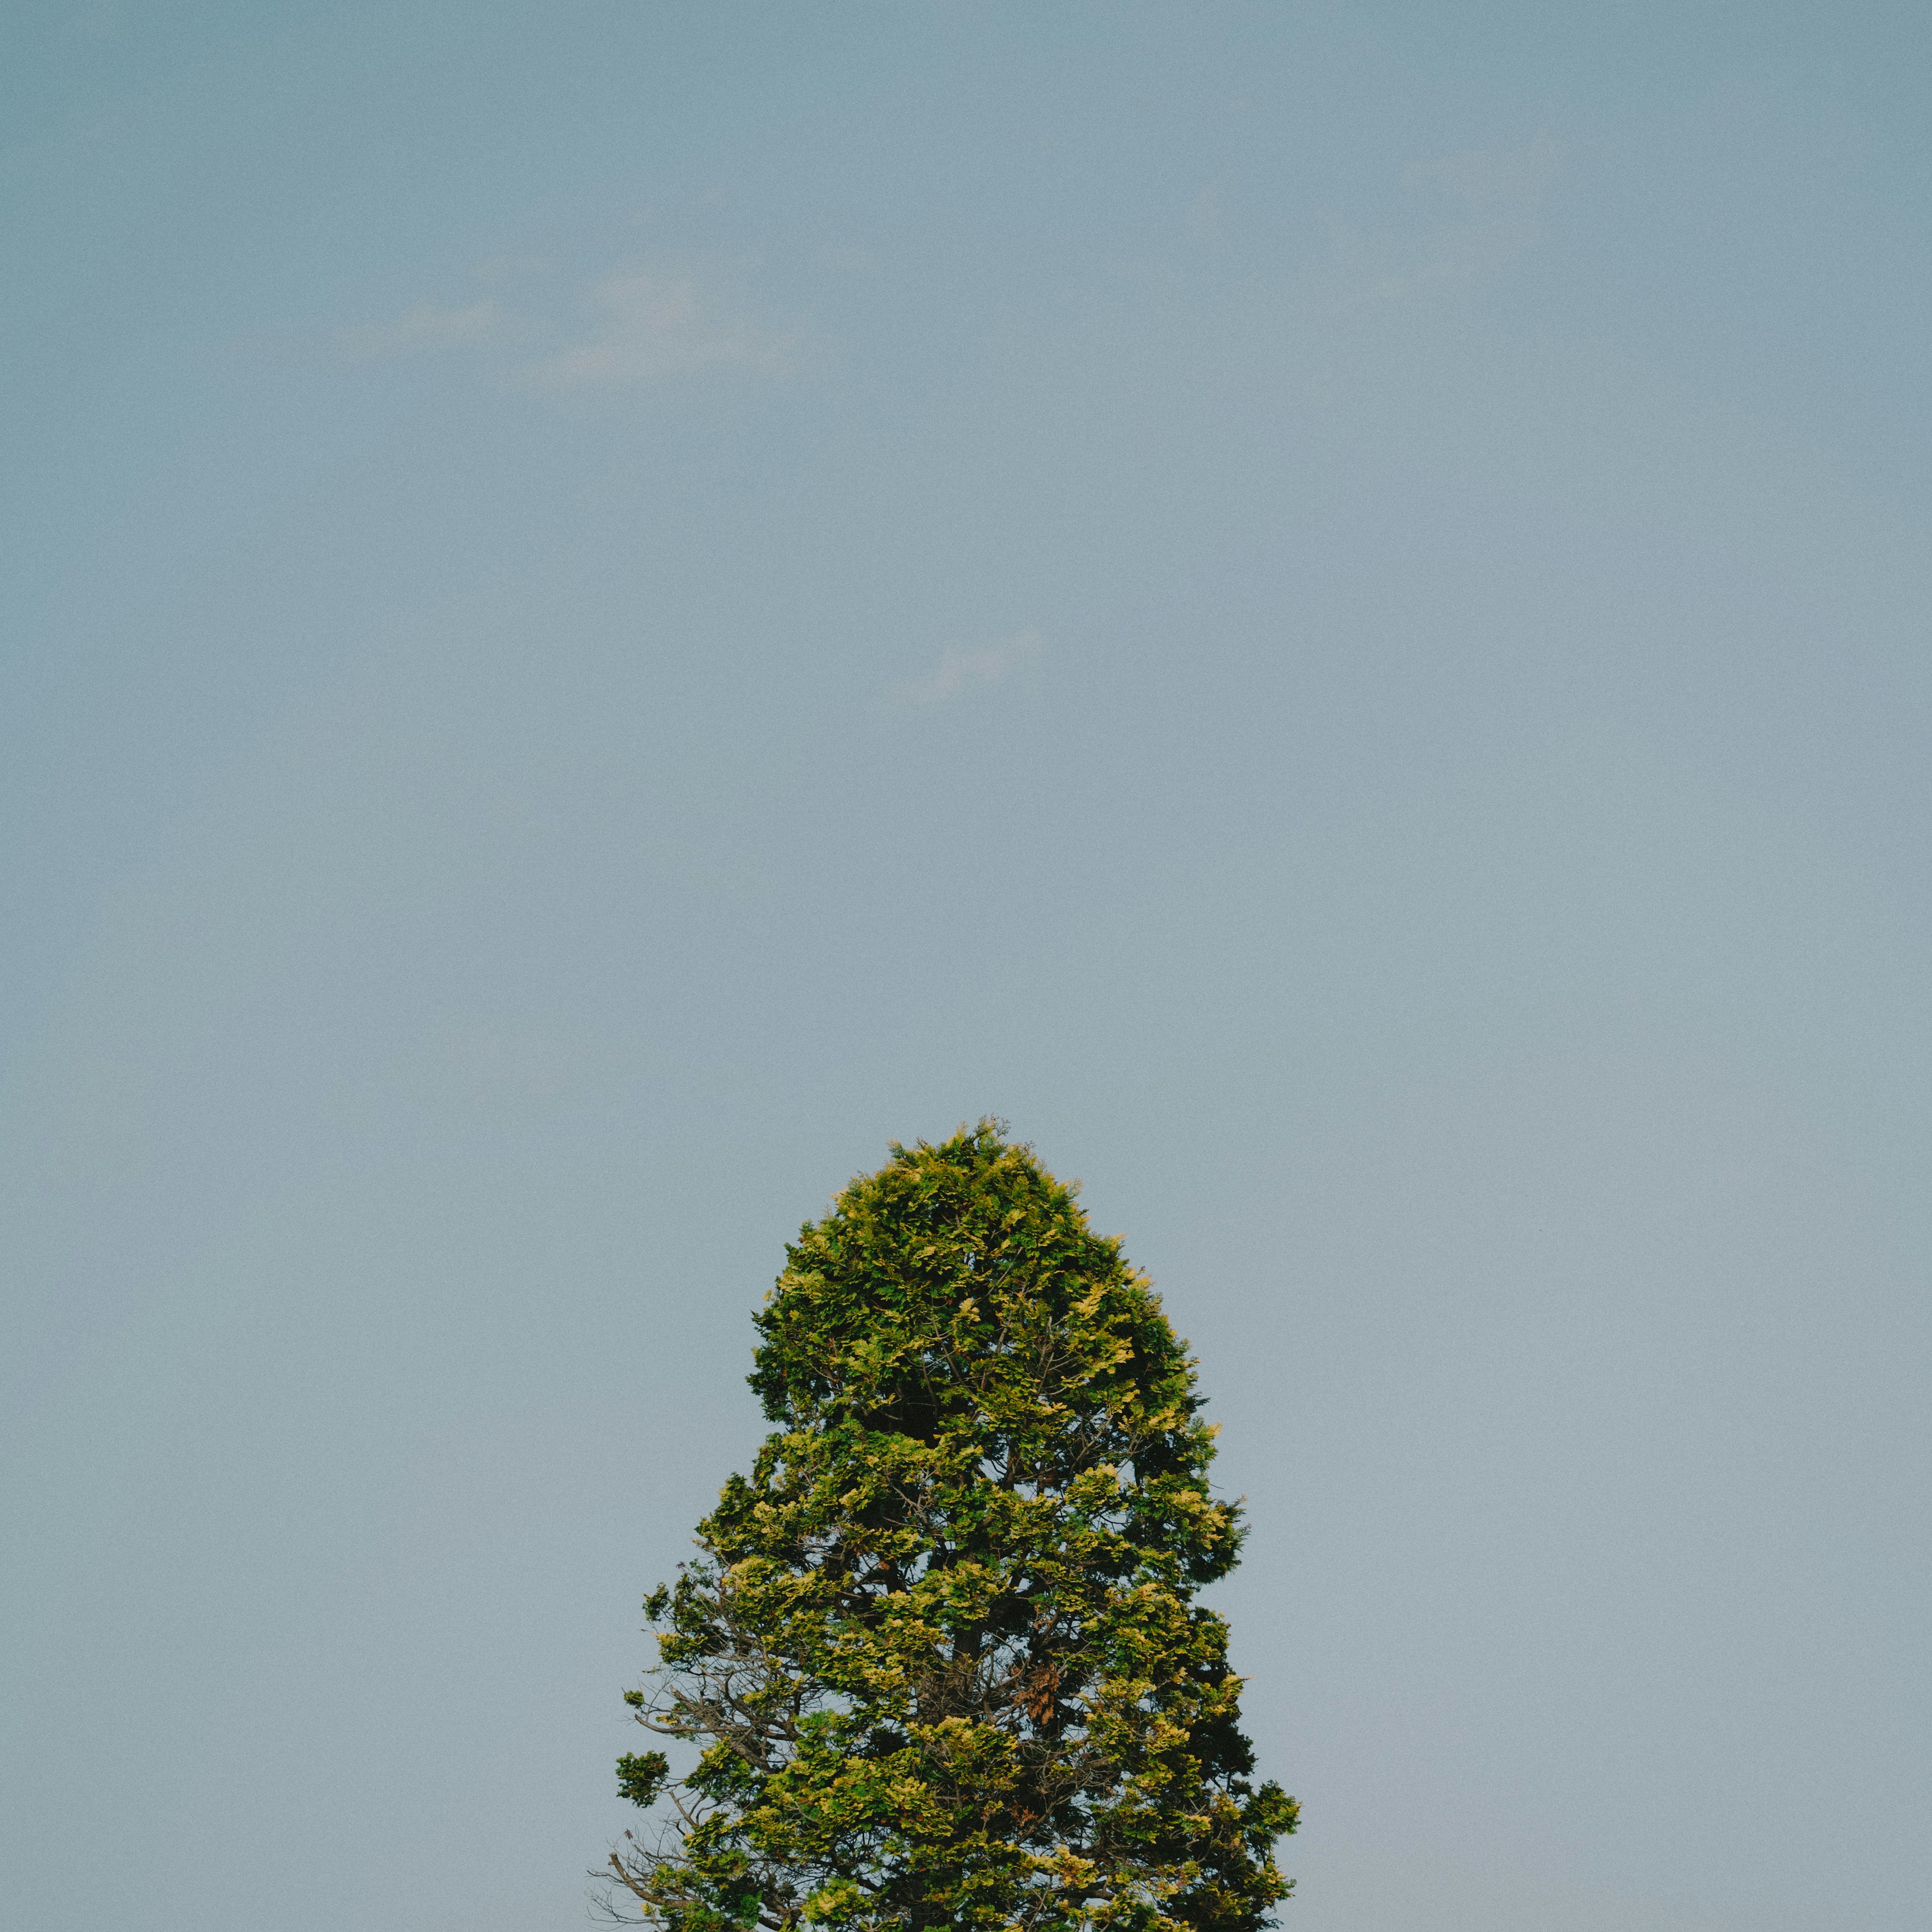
[607,1121,1297,1932]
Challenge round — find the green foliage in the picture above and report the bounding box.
[607,1122,1296,1932]
[618,1751,673,1810]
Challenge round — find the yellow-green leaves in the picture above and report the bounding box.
[608,1123,1295,1932]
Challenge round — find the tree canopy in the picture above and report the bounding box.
[608,1121,1296,1932]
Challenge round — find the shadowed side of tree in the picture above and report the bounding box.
[605,1120,1297,1932]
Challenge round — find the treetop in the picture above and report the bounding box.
[608,1121,1296,1932]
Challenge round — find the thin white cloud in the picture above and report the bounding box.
[1326,135,1561,307]
[1385,214,1543,297]
[888,630,1044,709]
[336,297,503,359]
[520,273,794,389]
[1406,131,1560,212]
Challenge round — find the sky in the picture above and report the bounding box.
[4,4,1930,1929]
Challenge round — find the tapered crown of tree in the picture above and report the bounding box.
[609,1122,1296,1932]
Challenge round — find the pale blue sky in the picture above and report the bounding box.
[5,6,1931,1930]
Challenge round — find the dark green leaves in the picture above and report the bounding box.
[617,1751,671,1809]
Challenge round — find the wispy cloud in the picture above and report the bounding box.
[520,272,795,389]
[336,297,503,359]
[337,263,798,397]
[1327,134,1561,306]
[1406,131,1559,213]
[1386,215,1543,294]
[888,630,1044,709]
